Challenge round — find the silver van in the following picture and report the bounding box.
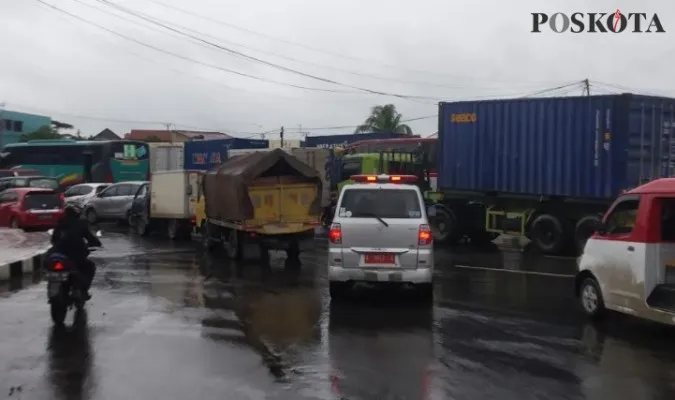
[327,174,434,301]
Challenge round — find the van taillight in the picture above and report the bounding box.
[418,224,432,246]
[329,223,342,244]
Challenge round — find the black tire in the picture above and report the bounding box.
[579,278,605,319]
[50,302,67,326]
[575,215,602,254]
[136,217,150,236]
[430,207,461,244]
[329,282,348,300]
[202,223,217,252]
[86,208,97,224]
[225,229,243,260]
[529,214,568,255]
[285,241,300,261]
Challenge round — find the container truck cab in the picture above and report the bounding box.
[576,178,675,326]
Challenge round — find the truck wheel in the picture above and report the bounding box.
[167,220,178,240]
[136,217,150,236]
[575,215,602,254]
[225,229,243,261]
[202,223,217,252]
[579,278,605,319]
[529,214,567,255]
[430,207,461,244]
[285,241,300,261]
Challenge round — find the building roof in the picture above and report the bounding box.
[93,128,121,140]
[124,129,231,142]
[125,129,175,141]
[175,130,231,140]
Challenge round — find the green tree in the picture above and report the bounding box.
[20,120,76,141]
[354,104,413,135]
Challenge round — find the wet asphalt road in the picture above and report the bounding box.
[2,231,675,399]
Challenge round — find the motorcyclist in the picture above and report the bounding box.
[50,205,102,299]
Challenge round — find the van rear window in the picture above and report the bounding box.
[339,189,421,219]
[24,193,62,210]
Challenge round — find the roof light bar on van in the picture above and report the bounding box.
[350,174,418,183]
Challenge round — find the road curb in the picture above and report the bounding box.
[0,251,47,281]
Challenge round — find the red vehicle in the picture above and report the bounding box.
[0,188,65,230]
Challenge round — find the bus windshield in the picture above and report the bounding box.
[0,140,149,186]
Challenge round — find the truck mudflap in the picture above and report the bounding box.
[245,228,317,251]
[242,221,321,235]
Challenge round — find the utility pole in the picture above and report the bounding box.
[280,126,284,148]
[582,79,591,96]
[0,102,6,149]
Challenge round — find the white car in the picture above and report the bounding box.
[64,183,110,208]
[327,174,434,302]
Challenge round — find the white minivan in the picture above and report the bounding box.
[327,174,434,301]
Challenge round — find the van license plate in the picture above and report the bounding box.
[364,253,395,264]
[38,215,52,220]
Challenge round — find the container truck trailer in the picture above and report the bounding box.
[432,93,675,255]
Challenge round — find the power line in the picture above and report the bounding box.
[92,0,440,102]
[35,0,374,95]
[2,102,245,134]
[140,0,564,85]
[78,0,546,92]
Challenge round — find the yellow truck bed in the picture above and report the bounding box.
[243,178,320,235]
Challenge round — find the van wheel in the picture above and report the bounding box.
[530,214,567,255]
[575,215,602,254]
[579,278,605,318]
[225,229,243,260]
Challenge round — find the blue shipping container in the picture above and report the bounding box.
[184,138,268,170]
[439,94,675,199]
[304,132,411,149]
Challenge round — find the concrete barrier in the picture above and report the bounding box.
[0,228,50,280]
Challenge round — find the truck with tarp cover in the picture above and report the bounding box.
[201,148,322,261]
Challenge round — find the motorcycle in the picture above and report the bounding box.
[44,229,102,325]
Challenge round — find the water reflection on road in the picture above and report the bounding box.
[0,232,675,399]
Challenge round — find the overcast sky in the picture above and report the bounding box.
[0,0,671,139]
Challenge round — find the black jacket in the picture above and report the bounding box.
[50,219,102,261]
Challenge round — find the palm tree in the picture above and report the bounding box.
[354,104,413,135]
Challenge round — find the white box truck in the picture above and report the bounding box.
[131,169,201,239]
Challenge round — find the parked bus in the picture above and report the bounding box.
[0,139,149,187]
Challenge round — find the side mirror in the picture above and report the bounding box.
[427,205,437,217]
